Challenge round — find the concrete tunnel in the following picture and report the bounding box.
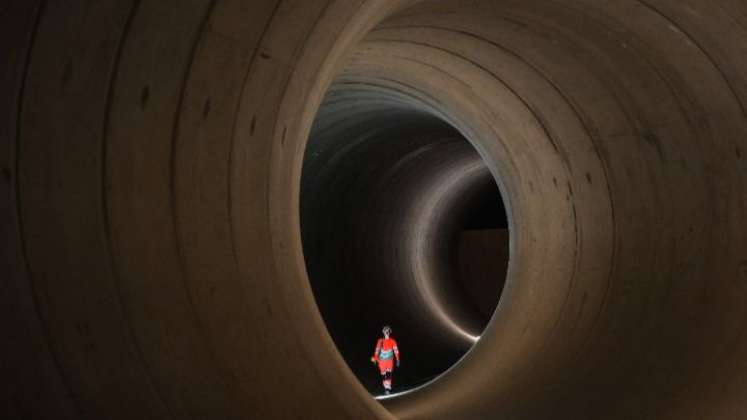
[3,0,747,419]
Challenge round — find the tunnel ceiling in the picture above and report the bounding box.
[3,1,747,419]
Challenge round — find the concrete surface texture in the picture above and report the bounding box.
[2,0,747,419]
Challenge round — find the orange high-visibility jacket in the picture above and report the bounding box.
[373,337,400,363]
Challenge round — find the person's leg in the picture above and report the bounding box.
[378,363,387,393]
[378,359,394,393]
[383,370,392,393]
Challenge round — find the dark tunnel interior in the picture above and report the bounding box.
[300,85,509,393]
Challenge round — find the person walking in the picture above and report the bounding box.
[371,325,400,395]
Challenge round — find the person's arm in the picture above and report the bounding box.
[393,340,400,366]
[371,339,382,363]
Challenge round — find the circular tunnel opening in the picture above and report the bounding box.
[300,83,510,395]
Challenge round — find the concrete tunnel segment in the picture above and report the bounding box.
[3,0,747,419]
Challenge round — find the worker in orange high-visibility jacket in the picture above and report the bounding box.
[370,325,400,394]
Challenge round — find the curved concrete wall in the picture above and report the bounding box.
[3,1,747,419]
